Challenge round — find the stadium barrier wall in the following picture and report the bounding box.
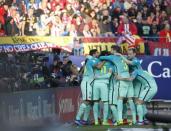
[148,42,171,56]
[0,87,81,124]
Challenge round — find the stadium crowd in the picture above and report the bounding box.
[0,0,171,42]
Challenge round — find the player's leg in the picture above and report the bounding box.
[83,103,91,122]
[117,81,128,125]
[100,83,109,125]
[140,84,158,122]
[75,81,88,121]
[123,100,128,120]
[109,85,118,123]
[92,82,100,125]
[83,79,99,123]
[127,82,136,124]
[136,99,144,125]
[136,85,155,125]
[136,87,148,124]
[75,80,92,125]
[142,104,148,117]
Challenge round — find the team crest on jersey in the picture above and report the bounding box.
[92,60,96,63]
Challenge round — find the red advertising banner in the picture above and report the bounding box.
[55,87,81,122]
[148,41,171,56]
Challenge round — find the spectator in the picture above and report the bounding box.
[112,0,124,12]
[62,60,72,78]
[6,16,19,36]
[69,24,80,37]
[66,3,74,15]
[117,16,137,35]
[83,24,92,37]
[23,8,36,36]
[147,12,156,25]
[50,0,60,12]
[33,14,49,36]
[72,14,85,35]
[159,23,171,43]
[0,2,5,26]
[50,15,65,36]
[111,17,119,35]
[140,17,151,39]
[127,4,138,20]
[150,25,159,42]
[165,0,171,16]
[89,19,101,37]
[141,4,150,21]
[0,0,169,39]
[0,22,5,36]
[124,0,133,11]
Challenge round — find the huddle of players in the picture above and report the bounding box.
[75,45,158,126]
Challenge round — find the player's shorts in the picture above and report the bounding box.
[139,83,158,102]
[133,81,143,98]
[109,81,118,105]
[118,80,134,98]
[92,81,109,102]
[81,79,93,101]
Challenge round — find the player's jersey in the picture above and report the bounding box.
[94,61,113,84]
[83,57,99,80]
[109,65,117,90]
[99,55,130,78]
[128,57,142,72]
[131,70,157,88]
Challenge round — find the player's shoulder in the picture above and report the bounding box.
[132,57,140,62]
[132,69,141,74]
[89,57,100,63]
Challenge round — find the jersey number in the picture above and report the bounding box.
[101,66,107,74]
[122,60,128,71]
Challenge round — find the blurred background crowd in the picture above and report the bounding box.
[0,0,171,42]
[0,50,81,92]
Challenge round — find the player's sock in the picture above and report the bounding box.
[137,104,143,122]
[128,99,136,124]
[83,104,91,121]
[93,102,99,123]
[76,103,87,120]
[110,105,118,122]
[117,99,123,122]
[142,104,148,117]
[123,103,128,119]
[98,103,101,119]
[103,102,109,122]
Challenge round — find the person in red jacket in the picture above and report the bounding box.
[117,16,137,35]
[117,16,139,46]
[159,23,171,43]
[0,5,5,25]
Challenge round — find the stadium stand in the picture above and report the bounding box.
[0,0,170,41]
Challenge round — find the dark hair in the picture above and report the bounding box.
[89,49,97,56]
[102,16,108,21]
[63,56,69,59]
[111,45,122,53]
[100,50,110,56]
[128,48,136,54]
[67,60,72,65]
